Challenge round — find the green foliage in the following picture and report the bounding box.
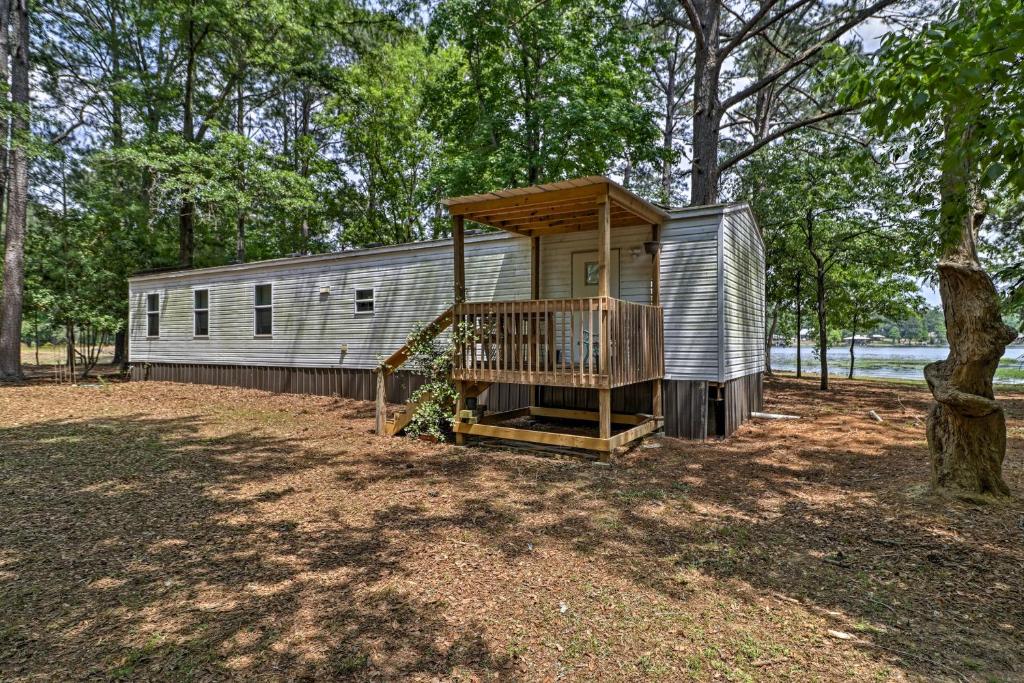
[112,132,320,263]
[399,320,482,441]
[835,0,1024,244]
[831,265,924,340]
[326,37,456,245]
[426,0,659,194]
[739,128,925,332]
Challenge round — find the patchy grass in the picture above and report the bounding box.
[1,377,1022,681]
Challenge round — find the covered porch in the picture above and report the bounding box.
[445,176,669,458]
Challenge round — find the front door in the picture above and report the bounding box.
[571,250,620,298]
[569,250,619,368]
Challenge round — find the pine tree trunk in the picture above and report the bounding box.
[0,0,30,381]
[179,17,197,267]
[925,191,1016,498]
[689,0,721,206]
[660,41,676,203]
[0,0,11,204]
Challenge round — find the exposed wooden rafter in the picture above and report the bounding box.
[442,176,668,237]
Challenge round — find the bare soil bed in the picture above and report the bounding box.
[1,376,1021,681]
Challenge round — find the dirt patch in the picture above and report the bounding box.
[1,376,1021,681]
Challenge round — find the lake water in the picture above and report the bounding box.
[770,344,1024,384]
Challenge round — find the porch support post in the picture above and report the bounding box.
[453,215,466,444]
[651,223,660,306]
[531,235,540,408]
[597,194,610,299]
[652,222,663,419]
[530,236,540,299]
[598,190,612,456]
[454,379,466,445]
[453,215,465,304]
[599,389,611,445]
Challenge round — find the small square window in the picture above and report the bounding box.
[355,288,374,314]
[585,262,599,286]
[193,289,209,337]
[146,293,160,337]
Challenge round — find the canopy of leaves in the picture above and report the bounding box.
[426,0,659,194]
[836,0,1024,239]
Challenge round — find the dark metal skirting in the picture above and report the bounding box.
[130,363,762,442]
[663,380,709,440]
[131,362,537,409]
[130,362,426,403]
[722,371,764,437]
[662,372,763,440]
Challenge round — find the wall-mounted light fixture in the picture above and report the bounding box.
[630,246,643,260]
[319,285,331,296]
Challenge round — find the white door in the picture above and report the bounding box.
[571,250,620,298]
[569,250,619,368]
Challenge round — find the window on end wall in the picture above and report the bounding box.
[254,284,273,336]
[194,289,209,337]
[354,288,374,314]
[146,293,160,337]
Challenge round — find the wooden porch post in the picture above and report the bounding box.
[531,235,540,408]
[651,223,663,420]
[453,215,466,304]
[597,191,612,455]
[453,215,466,444]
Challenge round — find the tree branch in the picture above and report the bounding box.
[718,104,862,172]
[678,0,705,53]
[721,0,901,110]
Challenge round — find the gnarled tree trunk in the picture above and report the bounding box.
[925,203,1016,498]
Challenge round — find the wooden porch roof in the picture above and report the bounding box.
[441,176,670,237]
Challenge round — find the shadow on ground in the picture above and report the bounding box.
[0,405,512,680]
[1,377,1022,681]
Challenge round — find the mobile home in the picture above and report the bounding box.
[128,177,765,450]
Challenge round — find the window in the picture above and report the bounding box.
[193,289,209,337]
[354,288,374,314]
[254,284,273,336]
[585,262,600,286]
[146,293,160,337]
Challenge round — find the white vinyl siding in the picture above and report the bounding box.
[659,208,724,381]
[722,207,766,380]
[129,233,531,369]
[540,225,654,303]
[128,207,765,383]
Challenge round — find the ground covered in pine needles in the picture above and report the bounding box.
[1,376,1022,682]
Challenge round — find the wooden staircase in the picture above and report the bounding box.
[382,380,492,436]
[375,305,459,435]
[383,390,432,436]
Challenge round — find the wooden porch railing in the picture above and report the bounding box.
[453,297,663,390]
